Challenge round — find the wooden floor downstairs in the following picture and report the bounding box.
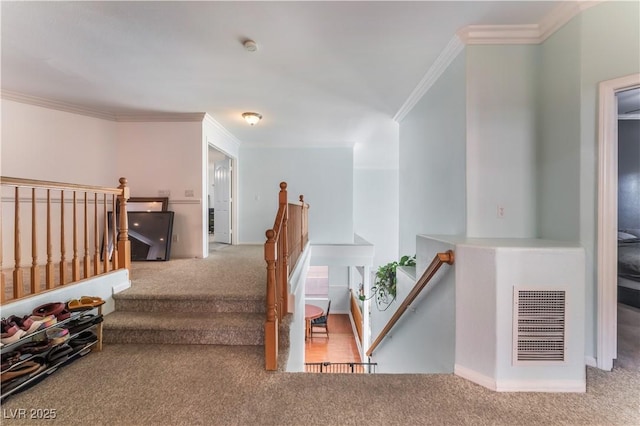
[304,314,361,371]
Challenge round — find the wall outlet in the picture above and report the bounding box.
[172,234,178,243]
[184,189,194,197]
[158,189,170,197]
[497,205,505,219]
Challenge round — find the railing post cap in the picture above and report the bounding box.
[119,177,128,186]
[266,229,275,239]
[279,182,287,190]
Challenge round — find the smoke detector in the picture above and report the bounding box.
[243,39,258,52]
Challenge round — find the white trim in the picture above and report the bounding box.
[112,280,132,294]
[458,24,542,45]
[1,90,206,123]
[585,356,597,368]
[204,113,242,152]
[459,1,602,46]
[167,199,202,205]
[495,379,585,393]
[597,73,640,371]
[2,90,116,121]
[454,364,497,391]
[115,113,205,122]
[393,35,464,123]
[618,114,640,120]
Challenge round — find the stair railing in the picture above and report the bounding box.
[366,250,454,357]
[1,176,131,304]
[264,182,309,370]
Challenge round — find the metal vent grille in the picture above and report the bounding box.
[513,289,566,364]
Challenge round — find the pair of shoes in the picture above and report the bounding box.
[6,315,44,336]
[1,319,26,345]
[45,328,69,346]
[17,339,53,356]
[29,314,57,328]
[1,356,48,393]
[67,296,105,312]
[1,350,23,371]
[47,344,73,365]
[32,302,69,321]
[69,331,97,353]
[65,314,103,335]
[0,359,42,383]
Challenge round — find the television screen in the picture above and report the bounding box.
[104,211,174,261]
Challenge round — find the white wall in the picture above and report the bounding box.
[399,52,467,255]
[1,100,120,267]
[466,45,538,239]
[239,146,354,244]
[353,169,398,267]
[116,121,204,258]
[1,100,118,185]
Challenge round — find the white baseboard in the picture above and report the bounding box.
[454,364,496,391]
[495,379,586,393]
[112,280,131,294]
[455,364,586,393]
[585,356,597,368]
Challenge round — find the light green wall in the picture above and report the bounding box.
[537,17,582,241]
[578,0,640,358]
[398,52,467,255]
[466,44,539,238]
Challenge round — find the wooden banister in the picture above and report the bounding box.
[366,250,455,357]
[264,182,309,370]
[1,176,130,304]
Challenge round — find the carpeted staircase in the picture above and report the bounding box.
[101,245,290,368]
[103,293,266,346]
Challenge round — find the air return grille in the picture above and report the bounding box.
[513,289,566,364]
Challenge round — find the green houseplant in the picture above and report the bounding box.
[361,255,416,310]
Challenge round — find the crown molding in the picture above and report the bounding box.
[393,35,464,123]
[115,112,205,122]
[2,90,207,123]
[394,1,603,120]
[204,113,242,149]
[2,90,117,121]
[459,1,604,45]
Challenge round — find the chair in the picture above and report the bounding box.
[310,300,331,338]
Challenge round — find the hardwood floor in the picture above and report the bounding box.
[305,314,361,368]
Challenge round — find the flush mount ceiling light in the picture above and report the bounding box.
[242,112,262,126]
[243,39,258,52]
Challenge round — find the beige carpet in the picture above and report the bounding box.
[1,343,639,426]
[124,244,265,298]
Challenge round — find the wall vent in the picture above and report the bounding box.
[513,288,566,365]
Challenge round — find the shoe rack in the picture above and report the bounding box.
[1,306,103,401]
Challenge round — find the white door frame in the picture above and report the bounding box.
[596,73,640,371]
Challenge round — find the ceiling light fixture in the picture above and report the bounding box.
[243,39,258,52]
[242,112,262,126]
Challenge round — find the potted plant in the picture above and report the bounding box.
[361,255,416,310]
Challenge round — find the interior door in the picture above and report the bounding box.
[213,157,232,244]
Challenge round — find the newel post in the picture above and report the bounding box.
[117,177,131,271]
[265,229,278,371]
[299,195,305,249]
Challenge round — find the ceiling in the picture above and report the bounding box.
[2,1,568,151]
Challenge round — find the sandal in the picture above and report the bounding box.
[79,296,105,308]
[67,299,94,312]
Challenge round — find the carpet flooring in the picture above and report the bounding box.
[2,246,639,425]
[1,343,639,426]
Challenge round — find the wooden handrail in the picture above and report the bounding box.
[264,182,309,370]
[366,250,455,357]
[1,176,130,304]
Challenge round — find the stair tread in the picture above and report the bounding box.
[104,311,264,331]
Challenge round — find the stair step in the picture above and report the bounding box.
[113,294,265,314]
[103,311,265,346]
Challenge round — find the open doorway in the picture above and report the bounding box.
[207,146,233,253]
[597,74,640,371]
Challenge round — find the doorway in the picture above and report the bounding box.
[597,74,640,371]
[207,146,233,252]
